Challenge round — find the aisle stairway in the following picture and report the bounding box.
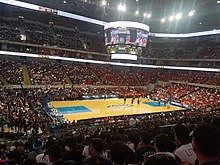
[178,87,201,99]
[22,65,31,85]
[0,73,9,85]
[64,71,73,85]
[115,72,128,85]
[89,67,104,85]
[134,73,142,86]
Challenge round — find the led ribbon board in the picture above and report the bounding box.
[0,50,219,72]
[151,30,220,38]
[0,0,106,26]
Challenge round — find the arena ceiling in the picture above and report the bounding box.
[0,0,220,34]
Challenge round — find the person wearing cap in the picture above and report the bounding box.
[192,123,220,165]
[28,139,44,158]
[36,140,55,165]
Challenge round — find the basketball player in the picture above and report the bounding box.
[124,96,127,104]
[137,97,140,105]
[158,99,161,106]
[131,97,135,105]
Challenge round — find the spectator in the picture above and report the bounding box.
[45,144,75,165]
[192,123,220,165]
[154,134,176,155]
[134,131,155,163]
[28,139,44,158]
[9,142,27,165]
[36,139,55,165]
[117,128,129,143]
[62,137,83,165]
[82,138,112,165]
[24,157,37,165]
[174,124,197,165]
[142,153,180,165]
[110,141,134,165]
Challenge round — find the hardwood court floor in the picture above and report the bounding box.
[50,98,184,122]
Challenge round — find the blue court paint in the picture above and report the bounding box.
[142,102,165,107]
[57,106,92,114]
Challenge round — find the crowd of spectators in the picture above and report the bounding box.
[116,68,140,86]
[0,60,220,165]
[64,64,101,86]
[0,18,105,53]
[0,19,21,42]
[73,87,145,98]
[158,70,211,84]
[1,59,220,87]
[0,104,220,165]
[0,17,220,165]
[91,65,129,86]
[1,14,220,165]
[0,86,146,133]
[0,17,219,64]
[0,83,219,135]
[150,83,220,110]
[0,89,45,134]
[134,69,160,86]
[179,88,220,110]
[143,46,220,59]
[27,61,66,85]
[0,59,23,85]
[206,76,220,86]
[150,83,198,102]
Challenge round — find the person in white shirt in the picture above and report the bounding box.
[82,145,91,159]
[174,124,197,165]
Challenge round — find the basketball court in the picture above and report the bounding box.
[50,98,184,122]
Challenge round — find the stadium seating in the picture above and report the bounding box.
[27,61,66,85]
[0,59,22,84]
[1,17,220,64]
[0,17,220,165]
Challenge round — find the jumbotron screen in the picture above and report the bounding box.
[105,28,148,47]
[104,21,150,61]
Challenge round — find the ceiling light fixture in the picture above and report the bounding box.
[161,18,166,23]
[147,13,151,18]
[188,10,195,16]
[169,15,174,21]
[175,13,182,20]
[118,3,126,12]
[101,0,106,6]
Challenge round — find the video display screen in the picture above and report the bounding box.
[104,25,149,61]
[126,29,148,47]
[105,28,148,47]
[105,29,119,45]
